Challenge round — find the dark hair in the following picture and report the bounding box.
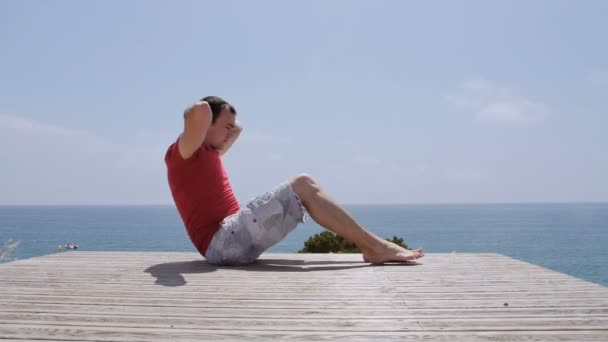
[201,96,237,123]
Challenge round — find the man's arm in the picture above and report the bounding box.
[219,120,243,156]
[178,101,213,159]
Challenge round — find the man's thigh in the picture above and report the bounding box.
[206,181,309,265]
[244,181,308,252]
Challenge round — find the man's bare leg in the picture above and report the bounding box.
[289,174,423,264]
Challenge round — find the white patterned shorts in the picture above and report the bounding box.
[204,181,309,266]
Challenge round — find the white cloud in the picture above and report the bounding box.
[477,100,548,122]
[263,152,282,162]
[0,114,107,148]
[353,155,380,166]
[412,163,431,176]
[0,114,169,205]
[587,69,608,85]
[239,130,292,145]
[442,165,489,182]
[448,78,549,124]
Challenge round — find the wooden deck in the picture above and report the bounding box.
[0,252,607,341]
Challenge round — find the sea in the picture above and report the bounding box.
[1,203,607,287]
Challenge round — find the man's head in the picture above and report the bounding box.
[201,96,237,150]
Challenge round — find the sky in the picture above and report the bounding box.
[0,0,607,205]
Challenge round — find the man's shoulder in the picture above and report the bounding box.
[164,137,181,163]
[166,138,221,167]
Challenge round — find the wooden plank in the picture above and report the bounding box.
[2,304,608,319]
[1,313,608,330]
[0,283,602,293]
[0,252,606,341]
[0,289,606,301]
[0,324,607,342]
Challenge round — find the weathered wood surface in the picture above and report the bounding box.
[0,252,606,341]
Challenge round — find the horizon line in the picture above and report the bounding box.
[1,201,607,207]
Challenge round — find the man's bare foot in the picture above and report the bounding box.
[362,242,424,264]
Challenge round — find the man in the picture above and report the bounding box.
[165,96,424,265]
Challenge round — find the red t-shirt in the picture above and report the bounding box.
[165,137,240,256]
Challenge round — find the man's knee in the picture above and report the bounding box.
[289,173,320,198]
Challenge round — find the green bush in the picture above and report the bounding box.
[298,231,408,253]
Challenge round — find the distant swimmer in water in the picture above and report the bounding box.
[65,243,78,249]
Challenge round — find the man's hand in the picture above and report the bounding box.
[219,120,243,156]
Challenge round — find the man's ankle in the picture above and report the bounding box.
[359,238,387,256]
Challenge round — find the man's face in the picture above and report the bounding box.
[205,107,236,150]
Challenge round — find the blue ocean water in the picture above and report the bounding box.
[1,203,606,286]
